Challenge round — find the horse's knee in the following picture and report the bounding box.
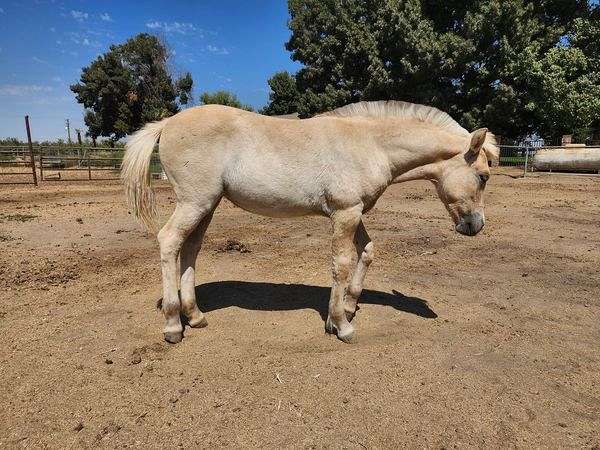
[332,254,353,280]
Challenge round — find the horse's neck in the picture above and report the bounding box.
[376,124,466,183]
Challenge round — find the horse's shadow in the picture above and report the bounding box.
[188,281,437,320]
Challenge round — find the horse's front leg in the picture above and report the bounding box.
[325,205,362,343]
[345,220,374,321]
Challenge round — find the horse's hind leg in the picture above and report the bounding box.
[179,207,217,329]
[345,220,374,321]
[158,202,213,343]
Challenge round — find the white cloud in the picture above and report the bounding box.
[100,13,112,22]
[70,10,88,22]
[32,56,50,65]
[207,44,229,55]
[145,21,197,35]
[0,84,53,96]
[51,76,62,82]
[83,38,101,47]
[67,32,101,48]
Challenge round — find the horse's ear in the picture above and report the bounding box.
[468,128,487,157]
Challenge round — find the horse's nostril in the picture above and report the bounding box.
[455,213,484,236]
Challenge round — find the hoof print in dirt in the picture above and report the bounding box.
[129,351,142,365]
[216,239,251,254]
[96,422,121,441]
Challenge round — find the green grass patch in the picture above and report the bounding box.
[500,156,528,164]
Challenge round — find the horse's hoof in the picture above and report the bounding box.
[164,331,183,344]
[337,329,357,344]
[188,316,208,328]
[324,317,335,334]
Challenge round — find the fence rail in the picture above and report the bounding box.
[1,142,162,184]
[498,145,600,176]
[0,117,37,185]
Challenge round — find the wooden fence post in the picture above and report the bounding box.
[77,130,91,180]
[24,116,38,186]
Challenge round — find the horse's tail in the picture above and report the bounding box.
[121,118,169,234]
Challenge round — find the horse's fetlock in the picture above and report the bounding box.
[362,242,375,265]
[162,302,180,317]
[347,284,361,299]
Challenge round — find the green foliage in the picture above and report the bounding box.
[529,12,600,141]
[0,137,23,146]
[270,0,598,140]
[71,33,193,140]
[200,90,254,111]
[0,137,122,148]
[261,71,300,115]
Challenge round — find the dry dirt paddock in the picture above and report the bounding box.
[0,170,599,448]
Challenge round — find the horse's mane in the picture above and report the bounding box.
[319,100,498,160]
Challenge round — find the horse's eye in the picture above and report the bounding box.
[479,173,489,184]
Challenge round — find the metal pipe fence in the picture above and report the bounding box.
[0,147,38,185]
[37,149,161,182]
[0,144,162,183]
[497,141,548,176]
[497,145,600,176]
[497,145,537,170]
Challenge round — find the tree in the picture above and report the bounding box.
[528,11,600,142]
[71,33,193,140]
[273,0,597,140]
[261,71,300,115]
[200,90,254,111]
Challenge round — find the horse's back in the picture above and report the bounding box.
[158,106,390,215]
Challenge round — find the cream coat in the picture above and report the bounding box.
[121,101,497,344]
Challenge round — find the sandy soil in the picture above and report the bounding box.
[1,170,599,448]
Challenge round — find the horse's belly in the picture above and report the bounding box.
[224,174,324,218]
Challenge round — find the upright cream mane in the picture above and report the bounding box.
[320,100,498,160]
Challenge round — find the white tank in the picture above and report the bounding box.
[533,146,600,172]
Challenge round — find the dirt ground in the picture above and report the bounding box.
[1,169,599,448]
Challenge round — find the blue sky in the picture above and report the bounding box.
[0,0,300,140]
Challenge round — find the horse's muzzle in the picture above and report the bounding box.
[455,212,485,236]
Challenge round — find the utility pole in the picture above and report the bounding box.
[65,119,71,144]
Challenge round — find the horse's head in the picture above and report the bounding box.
[434,128,492,236]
